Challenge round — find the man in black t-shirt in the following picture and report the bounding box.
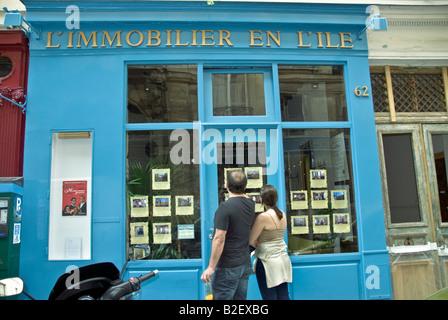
[200,170,255,300]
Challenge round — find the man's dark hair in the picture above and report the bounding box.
[227,170,247,194]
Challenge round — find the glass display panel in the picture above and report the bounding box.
[431,134,448,223]
[48,132,92,260]
[283,128,358,255]
[217,142,267,209]
[127,65,198,123]
[279,65,348,122]
[126,130,200,260]
[382,134,421,223]
[212,73,266,116]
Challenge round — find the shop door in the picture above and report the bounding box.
[377,123,448,299]
[201,67,281,299]
[201,126,280,299]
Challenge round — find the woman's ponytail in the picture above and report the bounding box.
[260,185,283,220]
[272,205,283,220]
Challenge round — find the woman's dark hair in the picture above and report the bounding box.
[227,170,247,194]
[260,184,283,220]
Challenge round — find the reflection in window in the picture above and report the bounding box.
[283,129,357,255]
[126,130,200,260]
[279,65,347,122]
[127,65,198,123]
[431,134,448,223]
[216,142,267,207]
[383,134,421,224]
[212,73,266,116]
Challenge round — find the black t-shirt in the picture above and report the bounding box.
[213,196,255,268]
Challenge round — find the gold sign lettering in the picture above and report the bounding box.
[201,30,215,46]
[147,30,161,47]
[102,30,123,47]
[175,30,189,46]
[249,30,263,47]
[44,29,354,50]
[46,31,61,48]
[77,31,98,48]
[266,31,280,47]
[297,31,311,48]
[126,30,143,47]
[339,32,354,49]
[218,30,233,46]
[191,30,198,46]
[67,31,75,48]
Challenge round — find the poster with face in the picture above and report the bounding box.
[62,180,87,216]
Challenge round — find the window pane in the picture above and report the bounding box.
[216,142,267,206]
[431,134,448,223]
[212,73,266,116]
[279,65,347,121]
[283,128,358,255]
[127,65,198,123]
[383,134,421,223]
[126,130,200,260]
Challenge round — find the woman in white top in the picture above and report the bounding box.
[249,185,292,300]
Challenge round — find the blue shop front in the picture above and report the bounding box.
[19,0,392,300]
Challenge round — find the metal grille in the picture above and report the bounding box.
[370,72,389,112]
[391,72,446,112]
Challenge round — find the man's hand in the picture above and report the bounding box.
[201,266,215,283]
[201,228,226,283]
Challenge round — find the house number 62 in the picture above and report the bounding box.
[354,86,369,97]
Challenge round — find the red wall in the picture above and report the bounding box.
[0,30,29,177]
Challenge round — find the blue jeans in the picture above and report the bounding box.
[212,263,252,300]
[255,260,290,300]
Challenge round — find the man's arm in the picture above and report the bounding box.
[200,228,227,282]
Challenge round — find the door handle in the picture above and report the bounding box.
[209,228,214,240]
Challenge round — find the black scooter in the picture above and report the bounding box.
[48,262,158,300]
[0,248,158,300]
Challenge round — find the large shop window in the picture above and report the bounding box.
[283,129,357,254]
[279,65,347,122]
[49,132,92,260]
[127,65,198,123]
[126,64,200,260]
[126,131,200,260]
[279,64,356,254]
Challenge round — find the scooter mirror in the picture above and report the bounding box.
[0,277,24,297]
[132,244,151,260]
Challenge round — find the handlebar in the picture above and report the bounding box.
[136,269,158,282]
[99,269,159,300]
